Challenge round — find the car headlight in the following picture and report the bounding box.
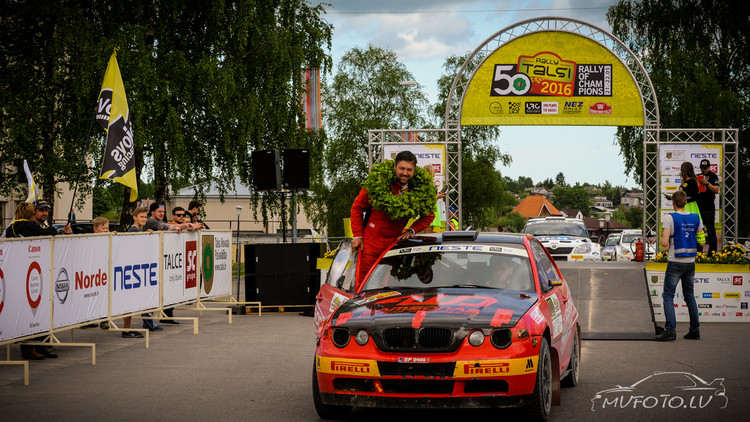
[468,330,485,347]
[331,328,350,348]
[573,244,592,254]
[354,329,369,346]
[490,328,513,349]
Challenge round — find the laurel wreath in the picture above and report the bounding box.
[362,160,437,219]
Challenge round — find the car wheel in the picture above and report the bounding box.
[312,362,351,419]
[525,337,552,421]
[562,328,580,387]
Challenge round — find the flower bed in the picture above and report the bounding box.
[653,244,748,265]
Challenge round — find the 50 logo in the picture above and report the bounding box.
[490,65,531,96]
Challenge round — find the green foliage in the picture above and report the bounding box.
[362,161,436,219]
[1,1,333,229]
[612,205,643,229]
[551,185,593,216]
[607,0,750,235]
[555,172,566,187]
[497,211,527,233]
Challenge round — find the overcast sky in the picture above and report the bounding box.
[318,0,638,188]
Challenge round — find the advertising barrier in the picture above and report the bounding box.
[646,263,750,322]
[52,235,109,329]
[0,238,53,342]
[0,230,232,345]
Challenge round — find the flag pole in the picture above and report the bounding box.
[67,112,97,225]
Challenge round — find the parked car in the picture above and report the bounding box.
[615,229,656,261]
[601,233,621,261]
[313,232,580,421]
[522,217,601,262]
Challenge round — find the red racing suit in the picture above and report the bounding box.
[350,186,434,289]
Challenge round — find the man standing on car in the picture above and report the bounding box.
[697,159,720,253]
[656,190,705,341]
[350,151,436,289]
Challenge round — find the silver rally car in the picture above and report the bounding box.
[522,217,601,262]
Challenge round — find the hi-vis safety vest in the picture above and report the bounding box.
[671,212,700,257]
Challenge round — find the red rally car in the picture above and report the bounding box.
[313,231,580,421]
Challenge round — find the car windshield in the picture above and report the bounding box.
[363,246,535,293]
[523,222,588,237]
[620,234,640,244]
[605,237,620,246]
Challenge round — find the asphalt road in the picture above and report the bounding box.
[1,264,749,421]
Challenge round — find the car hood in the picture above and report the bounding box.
[329,287,537,330]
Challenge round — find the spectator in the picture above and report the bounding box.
[186,200,208,229]
[169,206,187,226]
[697,159,720,253]
[422,164,445,234]
[350,151,435,288]
[129,206,152,234]
[655,190,705,341]
[32,199,72,234]
[142,201,193,233]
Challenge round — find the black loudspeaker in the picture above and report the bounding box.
[244,243,321,306]
[283,148,310,190]
[252,149,281,191]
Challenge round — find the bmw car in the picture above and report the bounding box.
[313,232,580,421]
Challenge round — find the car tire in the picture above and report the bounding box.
[312,362,351,419]
[525,337,552,421]
[562,328,580,388]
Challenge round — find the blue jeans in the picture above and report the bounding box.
[662,261,700,333]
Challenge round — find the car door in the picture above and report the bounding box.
[314,239,357,335]
[530,239,575,359]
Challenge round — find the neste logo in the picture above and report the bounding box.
[114,263,158,291]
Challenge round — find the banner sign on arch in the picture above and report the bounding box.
[461,31,644,126]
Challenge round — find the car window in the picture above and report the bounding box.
[530,240,558,292]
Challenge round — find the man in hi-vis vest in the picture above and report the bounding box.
[655,190,705,341]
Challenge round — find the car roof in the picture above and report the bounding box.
[393,231,529,250]
[525,216,585,225]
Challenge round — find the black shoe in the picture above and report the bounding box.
[38,346,58,358]
[121,331,145,338]
[100,321,110,329]
[684,331,700,340]
[160,319,180,325]
[655,331,677,341]
[82,323,98,328]
[21,349,45,360]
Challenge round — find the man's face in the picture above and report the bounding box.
[172,210,186,223]
[94,224,109,233]
[34,207,49,223]
[134,212,148,227]
[394,160,416,185]
[700,166,709,174]
[153,206,165,221]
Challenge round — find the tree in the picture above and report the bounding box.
[541,178,554,190]
[555,172,566,187]
[432,53,512,229]
[551,185,593,216]
[318,45,427,236]
[497,211,527,233]
[1,1,334,229]
[607,0,750,235]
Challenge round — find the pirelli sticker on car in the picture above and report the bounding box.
[453,357,538,378]
[316,356,381,377]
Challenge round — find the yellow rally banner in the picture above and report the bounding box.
[462,32,643,126]
[316,356,381,377]
[453,357,538,378]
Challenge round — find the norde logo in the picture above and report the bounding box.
[113,263,158,291]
